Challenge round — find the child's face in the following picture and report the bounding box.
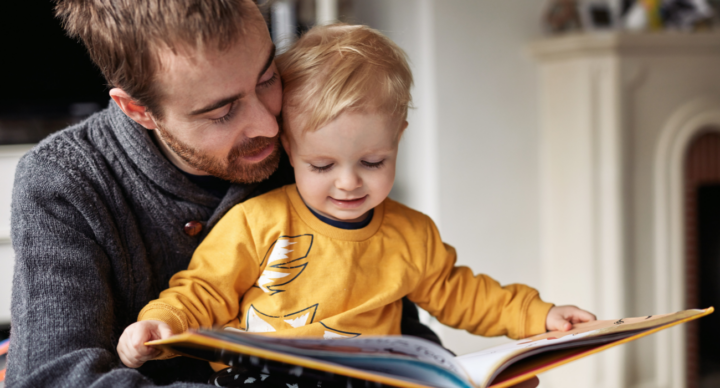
[282,111,405,222]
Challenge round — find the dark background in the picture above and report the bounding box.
[0,2,108,143]
[698,184,720,383]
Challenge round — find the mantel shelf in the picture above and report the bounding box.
[528,31,720,61]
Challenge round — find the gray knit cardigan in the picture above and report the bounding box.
[6,102,294,387]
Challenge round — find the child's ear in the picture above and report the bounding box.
[280,133,294,167]
[397,120,408,140]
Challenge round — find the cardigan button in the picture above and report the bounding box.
[184,221,203,237]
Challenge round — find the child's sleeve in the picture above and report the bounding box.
[137,204,261,336]
[407,219,553,340]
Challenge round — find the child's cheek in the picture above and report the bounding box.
[297,171,329,203]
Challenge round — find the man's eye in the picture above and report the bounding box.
[258,72,278,88]
[210,102,236,124]
[310,163,333,173]
[361,160,385,169]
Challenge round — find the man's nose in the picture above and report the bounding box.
[335,168,362,191]
[243,95,279,139]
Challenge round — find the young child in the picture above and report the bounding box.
[118,23,595,379]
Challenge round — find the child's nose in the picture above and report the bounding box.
[335,169,362,191]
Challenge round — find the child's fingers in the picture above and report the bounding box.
[131,326,160,358]
[122,349,155,368]
[153,322,174,341]
[117,323,161,368]
[547,315,573,332]
[556,318,573,332]
[546,305,597,332]
[569,309,597,323]
[118,340,145,368]
[118,333,143,368]
[118,328,137,368]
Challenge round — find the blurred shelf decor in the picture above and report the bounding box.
[258,0,354,53]
[544,0,720,34]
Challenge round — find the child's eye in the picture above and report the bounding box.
[361,160,385,169]
[310,163,334,173]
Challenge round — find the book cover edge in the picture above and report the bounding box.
[150,333,449,388]
[487,306,714,388]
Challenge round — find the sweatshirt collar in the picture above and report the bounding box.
[285,184,384,242]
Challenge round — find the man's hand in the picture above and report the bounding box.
[117,320,174,368]
[546,305,597,332]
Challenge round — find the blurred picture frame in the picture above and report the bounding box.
[579,0,616,30]
[543,0,583,33]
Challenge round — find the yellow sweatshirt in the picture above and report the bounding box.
[139,184,552,342]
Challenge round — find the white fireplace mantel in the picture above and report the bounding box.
[529,32,720,388]
[529,31,720,59]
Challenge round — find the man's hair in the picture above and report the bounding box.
[54,0,258,119]
[276,24,413,133]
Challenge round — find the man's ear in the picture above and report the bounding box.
[109,88,158,129]
[280,133,294,167]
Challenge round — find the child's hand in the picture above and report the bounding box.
[546,305,596,332]
[117,320,174,368]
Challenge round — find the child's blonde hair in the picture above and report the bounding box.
[276,23,413,133]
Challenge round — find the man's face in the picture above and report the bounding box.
[150,8,282,183]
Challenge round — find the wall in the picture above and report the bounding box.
[0,145,34,324]
[353,0,548,356]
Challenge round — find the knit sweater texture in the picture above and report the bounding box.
[6,101,297,387]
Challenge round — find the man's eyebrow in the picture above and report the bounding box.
[258,44,276,82]
[187,44,277,117]
[188,92,244,116]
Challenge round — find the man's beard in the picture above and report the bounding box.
[154,123,281,184]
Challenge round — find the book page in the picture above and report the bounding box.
[207,330,468,378]
[455,309,710,388]
[320,336,467,376]
[456,331,596,387]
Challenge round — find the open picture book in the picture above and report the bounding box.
[148,307,713,388]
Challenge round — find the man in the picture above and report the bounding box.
[6,1,442,387]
